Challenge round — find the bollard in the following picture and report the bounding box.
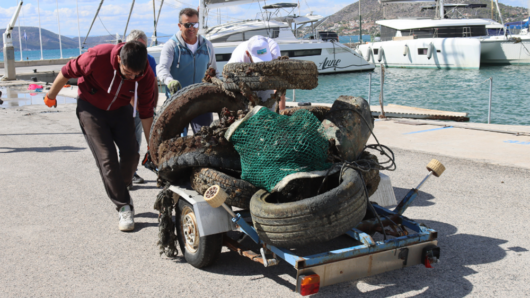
[292,89,296,102]
[488,77,492,124]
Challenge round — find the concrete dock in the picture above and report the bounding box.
[1,90,529,297]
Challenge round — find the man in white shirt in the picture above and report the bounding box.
[227,35,286,111]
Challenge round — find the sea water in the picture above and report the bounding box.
[1,48,529,126]
[0,48,81,62]
[289,65,530,126]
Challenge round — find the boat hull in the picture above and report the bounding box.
[148,41,375,74]
[480,36,530,65]
[358,38,482,70]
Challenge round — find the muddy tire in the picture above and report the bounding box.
[249,167,367,248]
[157,136,241,184]
[149,83,246,166]
[176,199,223,268]
[222,60,318,91]
[190,168,257,209]
[279,106,331,122]
[359,151,381,198]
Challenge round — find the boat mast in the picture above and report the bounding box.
[83,0,105,48]
[17,5,23,61]
[124,0,136,41]
[199,0,207,35]
[56,0,63,59]
[37,0,43,60]
[359,0,362,44]
[494,0,504,25]
[439,0,444,19]
[76,0,82,55]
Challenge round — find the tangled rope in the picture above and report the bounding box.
[154,184,179,258]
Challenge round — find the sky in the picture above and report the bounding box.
[1,0,529,39]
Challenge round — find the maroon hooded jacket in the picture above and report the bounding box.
[61,43,155,119]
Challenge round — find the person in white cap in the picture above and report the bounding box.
[227,35,285,110]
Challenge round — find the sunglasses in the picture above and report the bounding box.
[180,22,199,29]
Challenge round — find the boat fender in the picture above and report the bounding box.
[378,47,384,63]
[403,44,409,56]
[366,47,372,62]
[427,43,433,60]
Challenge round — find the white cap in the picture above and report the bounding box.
[247,35,273,63]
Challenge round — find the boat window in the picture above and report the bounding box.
[209,28,280,43]
[280,49,322,57]
[226,33,244,42]
[373,48,379,55]
[382,25,488,41]
[245,28,280,40]
[215,53,232,62]
[418,48,428,55]
[381,26,398,42]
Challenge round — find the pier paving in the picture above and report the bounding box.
[1,101,529,297]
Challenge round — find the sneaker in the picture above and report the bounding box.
[132,173,145,184]
[118,205,135,231]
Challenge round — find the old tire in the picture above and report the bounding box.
[157,136,241,183]
[222,60,318,91]
[250,167,367,248]
[149,82,246,166]
[176,199,223,268]
[279,105,331,122]
[190,168,257,209]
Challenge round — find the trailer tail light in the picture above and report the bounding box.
[298,274,320,296]
[421,245,441,268]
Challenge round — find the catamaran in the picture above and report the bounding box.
[357,0,530,69]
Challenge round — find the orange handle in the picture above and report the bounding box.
[44,94,57,108]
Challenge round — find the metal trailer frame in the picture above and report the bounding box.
[169,182,440,295]
[169,183,440,293]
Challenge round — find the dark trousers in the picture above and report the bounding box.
[76,98,139,211]
[190,113,214,134]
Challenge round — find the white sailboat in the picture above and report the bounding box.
[147,0,374,74]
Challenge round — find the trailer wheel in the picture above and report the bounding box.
[176,199,223,268]
[250,167,367,248]
[222,60,318,91]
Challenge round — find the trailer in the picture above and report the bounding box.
[166,159,445,296]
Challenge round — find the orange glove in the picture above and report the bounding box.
[44,94,57,108]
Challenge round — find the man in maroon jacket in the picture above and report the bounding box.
[44,41,156,232]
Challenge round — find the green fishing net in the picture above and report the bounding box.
[227,107,331,192]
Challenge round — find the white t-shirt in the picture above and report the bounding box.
[227,37,280,110]
[186,39,199,54]
[228,37,281,63]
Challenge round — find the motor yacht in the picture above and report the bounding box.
[147,1,374,74]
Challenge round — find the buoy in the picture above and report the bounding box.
[378,47,384,62]
[427,43,433,60]
[403,44,409,56]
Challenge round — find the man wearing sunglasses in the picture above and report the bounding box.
[44,41,156,232]
[157,8,218,135]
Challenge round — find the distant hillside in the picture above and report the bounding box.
[0,27,174,51]
[323,0,529,33]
